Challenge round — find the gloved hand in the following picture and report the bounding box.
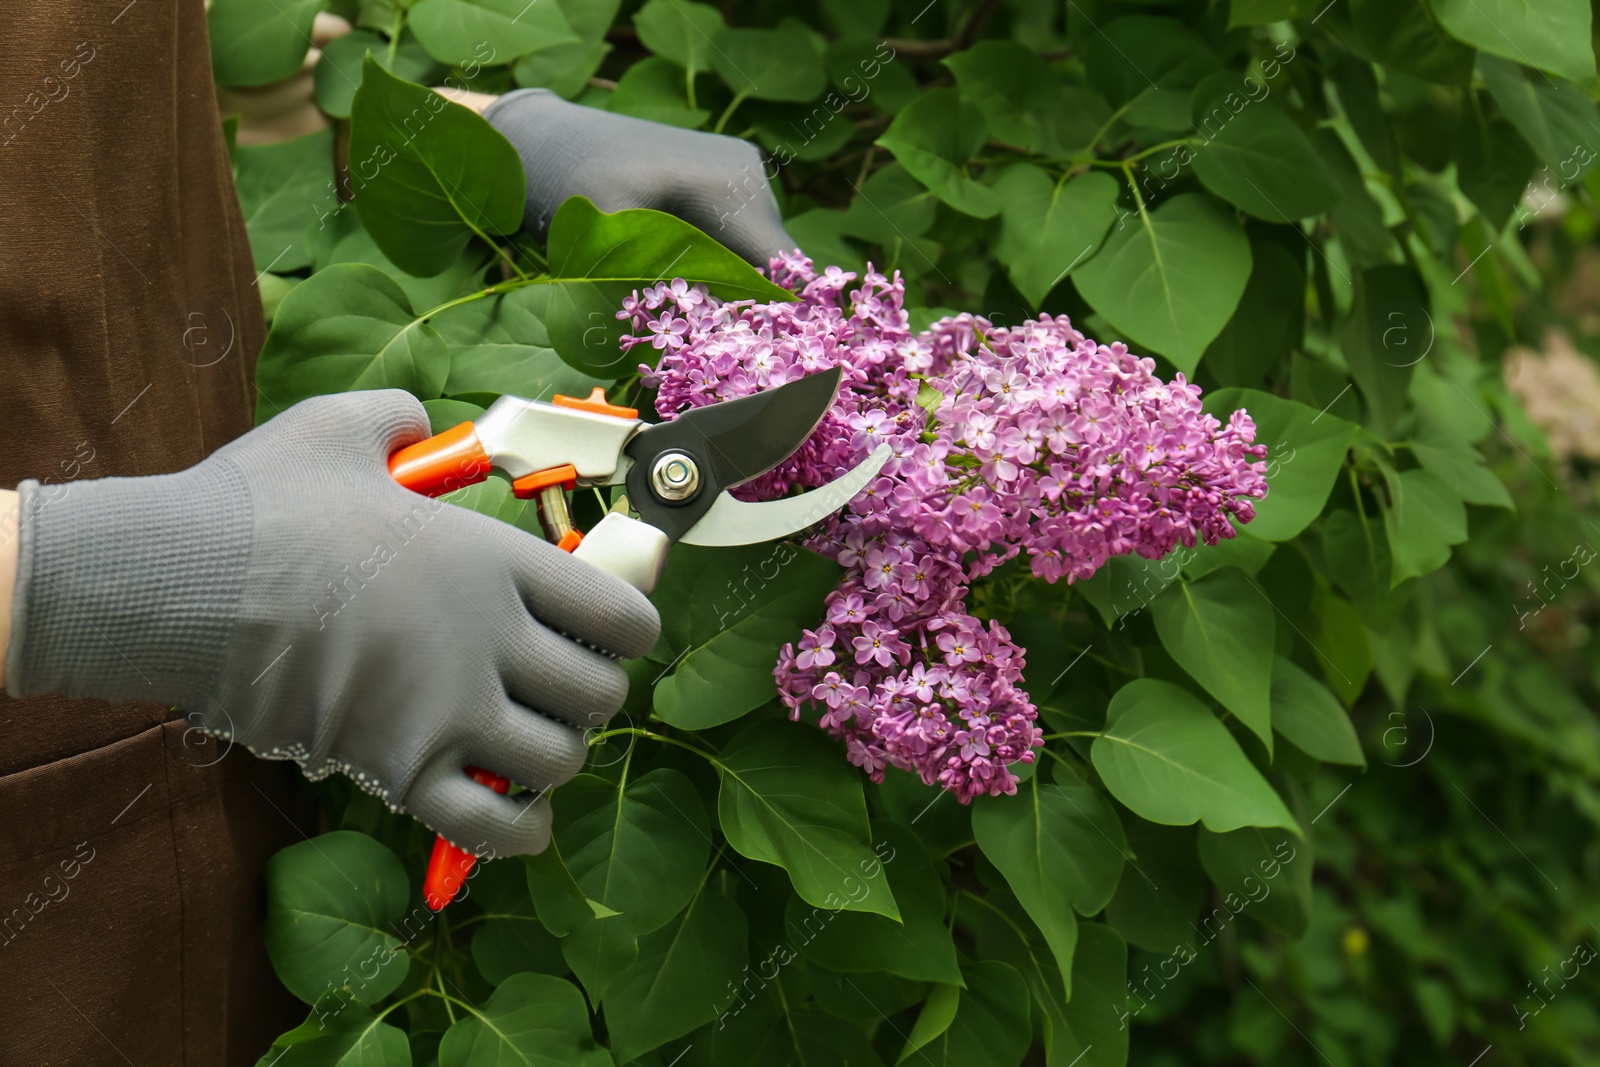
[3,390,658,859]
[486,88,795,267]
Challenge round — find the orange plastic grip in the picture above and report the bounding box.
[423,766,510,911]
[388,422,491,498]
[553,386,638,420]
[421,535,584,909]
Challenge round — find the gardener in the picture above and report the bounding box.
[0,5,792,1064]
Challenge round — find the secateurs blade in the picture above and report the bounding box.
[386,367,889,908]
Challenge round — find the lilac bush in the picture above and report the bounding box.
[622,254,1268,802]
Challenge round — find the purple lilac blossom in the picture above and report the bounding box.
[619,253,1269,803]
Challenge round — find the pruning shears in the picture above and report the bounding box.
[387,367,888,909]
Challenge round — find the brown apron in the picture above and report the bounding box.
[0,2,314,1062]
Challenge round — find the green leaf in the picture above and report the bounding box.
[1092,679,1300,835]
[261,273,302,326]
[1203,389,1359,542]
[1183,528,1277,582]
[603,884,748,1063]
[922,961,1032,1066]
[1453,112,1539,232]
[654,545,840,729]
[254,1001,412,1067]
[970,895,1130,1067]
[994,167,1120,308]
[469,860,567,985]
[1081,15,1221,109]
[525,839,598,937]
[1073,193,1252,374]
[711,27,826,102]
[1198,823,1311,939]
[440,474,537,528]
[209,0,326,87]
[1341,264,1430,437]
[1434,0,1594,83]
[314,203,491,313]
[516,43,612,101]
[1189,96,1340,222]
[1317,508,1394,621]
[438,973,610,1067]
[1229,0,1318,26]
[1152,569,1276,753]
[408,0,581,66]
[264,831,411,1006]
[1349,0,1476,84]
[556,768,711,939]
[1410,431,1514,509]
[755,1009,878,1065]
[1477,54,1600,178]
[544,196,794,302]
[973,779,1127,998]
[526,282,636,378]
[1309,588,1373,704]
[433,292,605,400]
[1105,819,1205,953]
[788,820,961,984]
[1271,657,1365,767]
[876,88,1000,219]
[1041,923,1129,1067]
[1202,239,1305,389]
[898,983,960,1064]
[1311,127,1397,266]
[1380,467,1468,585]
[554,765,712,1004]
[717,720,901,920]
[633,0,726,78]
[233,128,334,273]
[314,30,447,120]
[607,55,712,128]
[348,57,527,277]
[942,41,1060,152]
[256,263,449,411]
[841,164,938,244]
[511,0,619,98]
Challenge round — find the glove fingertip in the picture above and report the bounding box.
[363,389,432,454]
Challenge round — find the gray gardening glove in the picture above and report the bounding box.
[4,390,658,859]
[486,88,796,267]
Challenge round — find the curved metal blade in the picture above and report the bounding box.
[680,444,892,546]
[633,367,842,490]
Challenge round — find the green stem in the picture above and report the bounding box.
[1122,138,1198,165]
[1121,160,1152,228]
[713,90,750,135]
[954,886,1031,942]
[1350,465,1379,576]
[465,218,530,281]
[386,10,403,67]
[409,274,546,327]
[588,726,720,765]
[1078,92,1142,161]
[433,967,456,1024]
[375,988,430,1023]
[1041,731,1103,740]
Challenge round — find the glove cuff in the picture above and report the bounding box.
[5,463,252,711]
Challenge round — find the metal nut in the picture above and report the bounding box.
[650,451,700,502]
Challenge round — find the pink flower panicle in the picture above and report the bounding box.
[621,253,1268,803]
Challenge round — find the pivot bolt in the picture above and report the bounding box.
[650,451,700,502]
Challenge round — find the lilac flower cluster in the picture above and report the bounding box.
[620,254,1268,802]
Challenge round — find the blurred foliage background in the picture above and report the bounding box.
[213,0,1600,1064]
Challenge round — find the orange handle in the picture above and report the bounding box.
[388,422,491,497]
[419,537,584,910]
[423,766,509,910]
